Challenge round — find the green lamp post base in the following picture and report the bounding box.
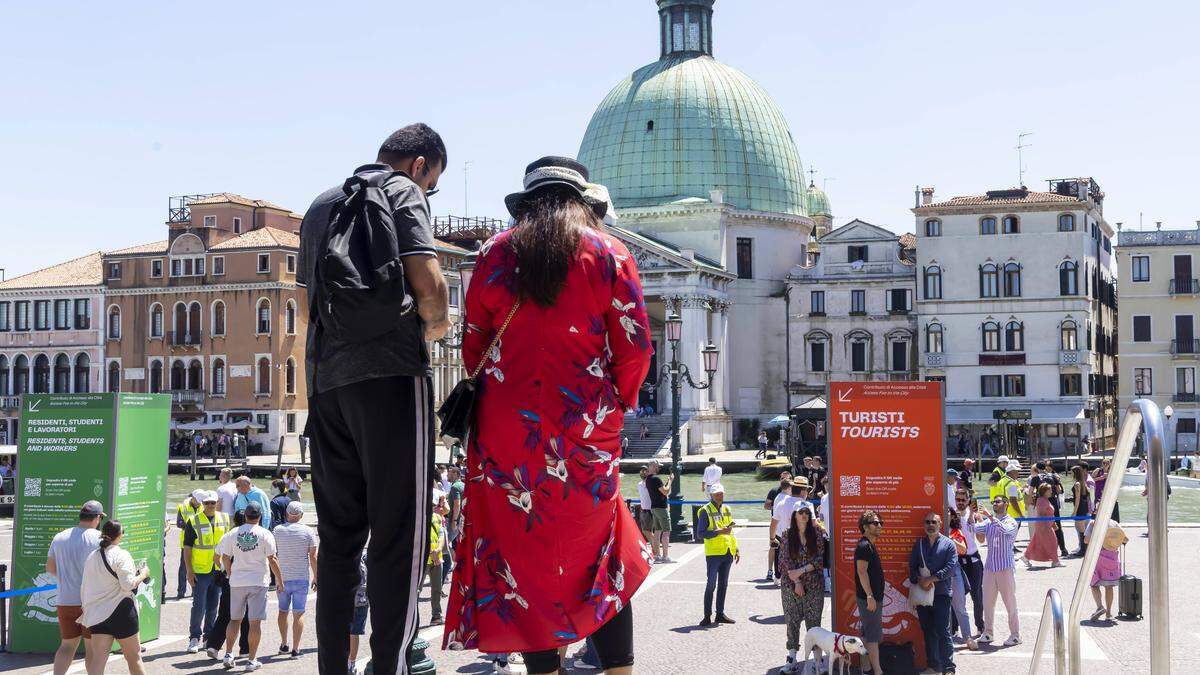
[363,636,436,675]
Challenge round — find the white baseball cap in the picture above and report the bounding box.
[709,483,725,495]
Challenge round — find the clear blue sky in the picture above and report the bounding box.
[3,1,1197,279]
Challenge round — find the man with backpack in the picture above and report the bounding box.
[298,123,450,675]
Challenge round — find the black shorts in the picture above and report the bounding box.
[522,604,633,672]
[88,597,139,640]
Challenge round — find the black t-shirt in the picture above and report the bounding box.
[766,487,780,504]
[298,164,438,395]
[808,468,827,495]
[645,475,667,509]
[854,537,884,600]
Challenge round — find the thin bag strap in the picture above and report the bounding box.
[469,301,521,380]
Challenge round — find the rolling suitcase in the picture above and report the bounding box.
[1118,545,1142,620]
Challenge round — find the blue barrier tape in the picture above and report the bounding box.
[666,499,821,506]
[0,584,56,600]
[1016,515,1092,522]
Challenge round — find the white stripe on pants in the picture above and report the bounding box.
[982,568,1019,638]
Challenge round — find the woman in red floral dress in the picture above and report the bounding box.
[443,157,652,674]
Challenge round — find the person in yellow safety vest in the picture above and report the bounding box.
[182,491,231,653]
[175,490,204,600]
[1000,462,1027,520]
[426,485,448,626]
[697,483,739,627]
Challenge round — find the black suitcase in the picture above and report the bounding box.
[1118,546,1142,620]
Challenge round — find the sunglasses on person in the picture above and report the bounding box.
[867,520,883,526]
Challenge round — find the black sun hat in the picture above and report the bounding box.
[504,156,611,220]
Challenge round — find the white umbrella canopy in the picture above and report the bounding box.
[224,420,265,431]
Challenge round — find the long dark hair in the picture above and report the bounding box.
[99,520,122,551]
[510,188,600,307]
[786,508,819,560]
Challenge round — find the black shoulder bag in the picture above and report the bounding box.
[436,302,520,443]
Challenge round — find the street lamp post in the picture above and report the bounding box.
[645,309,720,542]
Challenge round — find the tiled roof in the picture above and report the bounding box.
[898,233,916,250]
[188,193,292,212]
[209,227,300,251]
[107,240,169,255]
[921,189,1080,209]
[0,252,104,289]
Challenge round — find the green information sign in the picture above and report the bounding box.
[9,393,170,653]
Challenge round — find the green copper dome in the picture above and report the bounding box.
[806,181,831,217]
[577,2,808,217]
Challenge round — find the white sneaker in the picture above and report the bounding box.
[223,653,236,670]
[977,633,993,643]
[572,660,599,670]
[187,638,201,653]
[493,663,518,675]
[206,647,220,661]
[1003,635,1022,646]
[244,659,263,672]
[507,652,524,664]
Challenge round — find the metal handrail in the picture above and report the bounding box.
[1028,588,1066,674]
[1065,399,1169,674]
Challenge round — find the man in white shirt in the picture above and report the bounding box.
[636,466,657,558]
[216,468,238,516]
[701,457,723,495]
[216,503,281,672]
[47,501,104,675]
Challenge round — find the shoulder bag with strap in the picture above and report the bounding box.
[98,546,140,597]
[907,540,935,608]
[436,302,520,443]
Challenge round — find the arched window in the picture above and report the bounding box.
[33,354,50,393]
[1061,320,1078,351]
[74,353,90,393]
[1005,321,1024,351]
[285,300,297,335]
[924,219,941,237]
[982,322,1000,352]
[0,355,8,396]
[173,302,187,343]
[285,358,296,395]
[1003,262,1021,297]
[847,331,872,373]
[923,266,942,300]
[212,301,226,336]
[187,359,202,390]
[150,304,164,338]
[1058,213,1076,232]
[926,323,944,354]
[806,331,830,373]
[212,359,226,395]
[107,361,120,393]
[979,263,999,298]
[149,360,163,394]
[188,302,202,342]
[170,360,186,390]
[256,299,271,334]
[1059,260,1078,296]
[1002,215,1020,234]
[14,355,29,394]
[53,354,71,393]
[980,217,997,235]
[257,357,271,394]
[107,306,121,339]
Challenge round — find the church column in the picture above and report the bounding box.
[678,295,709,413]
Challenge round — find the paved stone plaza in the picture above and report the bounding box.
[1,518,1196,674]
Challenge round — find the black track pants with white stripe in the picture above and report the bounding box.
[308,376,434,675]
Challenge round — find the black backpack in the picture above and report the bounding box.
[314,171,414,342]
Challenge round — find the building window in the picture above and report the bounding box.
[1004,374,1026,396]
[74,299,90,329]
[74,354,90,393]
[212,358,226,395]
[888,288,911,312]
[850,290,866,314]
[1134,367,1153,395]
[1059,261,1078,296]
[285,358,296,395]
[736,238,753,279]
[1002,262,1021,297]
[32,355,50,393]
[13,355,29,394]
[924,219,941,237]
[213,256,225,276]
[151,259,163,278]
[1061,320,1078,350]
[890,340,909,372]
[14,301,29,331]
[979,264,999,298]
[53,354,71,393]
[0,302,9,331]
[148,360,162,393]
[926,323,944,353]
[1060,373,1082,396]
[1131,255,1150,282]
[257,253,270,273]
[1005,321,1024,351]
[256,299,271,334]
[285,300,297,335]
[286,413,297,434]
[850,340,868,372]
[34,301,50,330]
[1132,316,1151,342]
[981,375,1002,397]
[923,266,942,300]
[848,245,869,263]
[233,217,242,234]
[1058,214,1076,232]
[1002,215,1020,234]
[107,262,121,280]
[0,355,8,396]
[286,255,296,273]
[212,301,226,336]
[1179,417,1198,435]
[150,304,164,338]
[256,413,270,432]
[186,359,202,390]
[54,300,71,330]
[449,285,460,308]
[202,215,216,228]
[980,217,997,235]
[1178,367,1196,398]
[810,291,825,315]
[107,306,121,339]
[982,321,1000,351]
[257,357,271,394]
[810,341,826,372]
[107,361,120,393]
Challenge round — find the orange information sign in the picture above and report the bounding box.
[828,381,944,665]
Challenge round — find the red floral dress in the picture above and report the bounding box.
[443,227,653,654]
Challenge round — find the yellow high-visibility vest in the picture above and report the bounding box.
[186,511,231,574]
[427,514,443,566]
[177,499,202,545]
[997,475,1026,518]
[700,502,738,557]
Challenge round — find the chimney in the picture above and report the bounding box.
[1156,221,1162,231]
[709,189,725,205]
[914,185,920,208]
[920,187,935,206]
[680,248,696,262]
[1076,179,1087,201]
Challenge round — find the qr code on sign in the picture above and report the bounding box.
[118,477,129,497]
[25,477,42,497]
[840,475,861,497]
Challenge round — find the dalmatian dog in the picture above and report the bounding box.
[801,627,867,675]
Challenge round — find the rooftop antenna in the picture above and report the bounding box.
[1016,132,1033,187]
[463,160,473,216]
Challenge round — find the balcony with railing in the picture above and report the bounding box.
[0,396,20,410]
[170,330,201,348]
[1059,350,1084,366]
[1169,278,1199,295]
[924,353,946,368]
[170,389,205,406]
[1170,339,1200,358]
[1173,392,1198,403]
